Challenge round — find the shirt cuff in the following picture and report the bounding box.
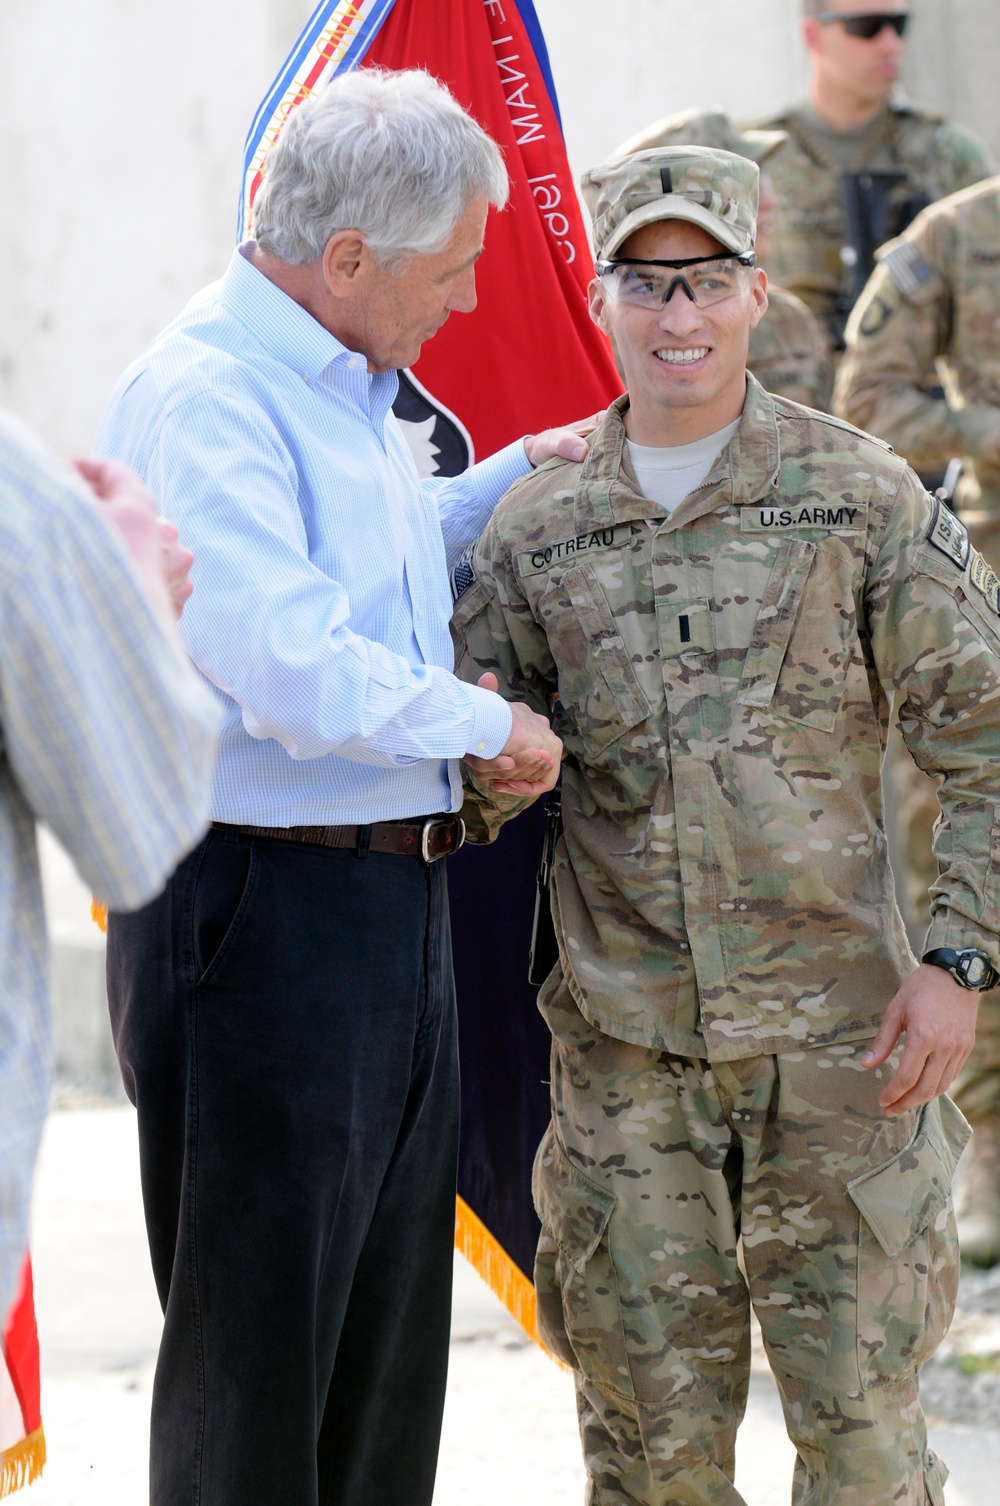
[923,914,1000,971]
[463,683,513,760]
[466,438,533,512]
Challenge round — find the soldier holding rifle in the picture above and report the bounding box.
[757,1,992,359]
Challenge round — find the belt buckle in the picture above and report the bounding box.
[420,815,466,863]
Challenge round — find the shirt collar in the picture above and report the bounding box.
[220,243,369,385]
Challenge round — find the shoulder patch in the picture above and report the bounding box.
[925,496,971,570]
[517,523,632,577]
[858,288,900,338]
[969,551,1000,615]
[877,240,943,304]
[450,540,478,603]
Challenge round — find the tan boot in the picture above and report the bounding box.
[955,1114,1000,1267]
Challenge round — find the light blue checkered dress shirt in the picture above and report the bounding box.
[95,246,530,827]
[0,412,219,1316]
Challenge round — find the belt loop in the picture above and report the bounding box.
[355,824,372,860]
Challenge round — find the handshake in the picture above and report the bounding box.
[465,672,563,799]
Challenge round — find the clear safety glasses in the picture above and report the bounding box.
[595,253,758,310]
[814,11,909,39]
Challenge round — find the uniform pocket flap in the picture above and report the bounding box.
[736,537,816,711]
[532,1124,616,1275]
[561,564,652,732]
[847,1097,971,1259]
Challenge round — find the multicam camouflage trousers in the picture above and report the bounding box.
[533,978,971,1506]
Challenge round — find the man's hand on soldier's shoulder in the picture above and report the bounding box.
[524,414,603,468]
[862,963,979,1117]
[464,672,562,798]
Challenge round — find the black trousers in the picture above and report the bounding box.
[107,827,460,1506]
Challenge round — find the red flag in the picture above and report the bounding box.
[1,1256,45,1496]
[365,0,620,455]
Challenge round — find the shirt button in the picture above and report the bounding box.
[417,607,424,620]
[476,741,487,754]
[346,356,361,369]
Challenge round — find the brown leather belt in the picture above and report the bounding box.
[210,814,465,863]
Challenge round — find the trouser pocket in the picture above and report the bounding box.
[532,1122,633,1398]
[192,830,258,987]
[847,1094,971,1387]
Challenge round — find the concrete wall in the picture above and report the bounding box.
[1,0,997,458]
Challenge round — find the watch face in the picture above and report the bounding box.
[962,953,988,987]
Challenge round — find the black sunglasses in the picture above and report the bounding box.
[815,11,909,39]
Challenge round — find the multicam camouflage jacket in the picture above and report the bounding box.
[835,176,1000,562]
[748,282,833,411]
[755,101,993,350]
[451,376,1000,1061]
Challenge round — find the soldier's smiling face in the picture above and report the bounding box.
[589,219,768,445]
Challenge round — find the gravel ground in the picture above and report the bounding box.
[919,1265,1000,1429]
[18,1101,999,1505]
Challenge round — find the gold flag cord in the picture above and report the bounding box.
[0,1428,46,1498]
[455,1195,565,1365]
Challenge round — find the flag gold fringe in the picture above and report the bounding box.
[0,1428,46,1498]
[90,899,107,933]
[454,1195,566,1367]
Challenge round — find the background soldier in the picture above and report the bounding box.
[835,174,1000,1267]
[452,145,1000,1506]
[757,0,993,359]
[614,106,833,409]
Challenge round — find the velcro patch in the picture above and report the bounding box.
[925,496,971,570]
[970,551,1000,615]
[518,523,632,576]
[450,541,477,602]
[878,240,942,304]
[741,503,866,532]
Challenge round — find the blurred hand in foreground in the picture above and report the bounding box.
[71,457,194,624]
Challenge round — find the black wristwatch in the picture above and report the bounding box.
[922,947,1000,992]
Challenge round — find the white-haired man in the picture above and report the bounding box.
[95,69,579,1506]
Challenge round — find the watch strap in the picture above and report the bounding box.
[922,947,1000,991]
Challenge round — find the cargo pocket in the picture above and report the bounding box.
[847,1095,971,1387]
[546,564,651,757]
[737,536,851,732]
[532,1122,633,1398]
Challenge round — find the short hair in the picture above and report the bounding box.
[801,0,828,13]
[252,68,509,271]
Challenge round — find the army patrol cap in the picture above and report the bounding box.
[582,146,759,261]
[612,107,786,167]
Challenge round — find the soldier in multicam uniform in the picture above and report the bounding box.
[451,145,1000,1505]
[835,175,1000,1268]
[756,0,992,358]
[614,107,833,411]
